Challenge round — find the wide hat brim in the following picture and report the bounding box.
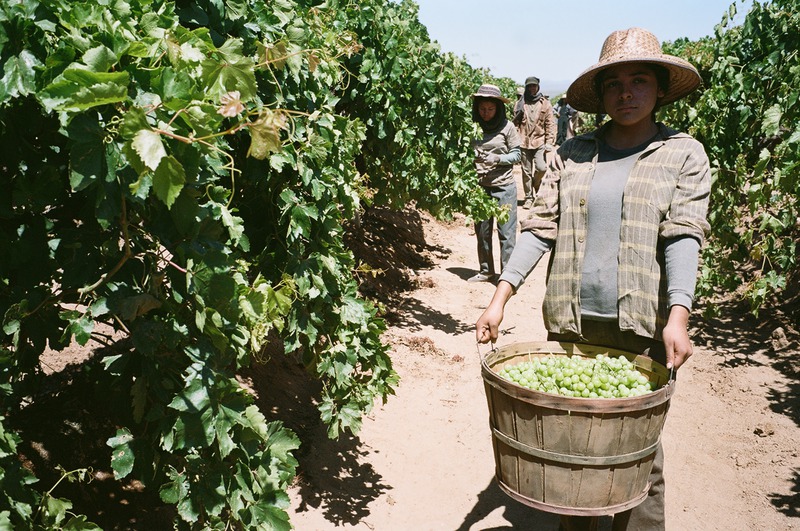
[472,93,511,104]
[471,83,511,103]
[566,28,702,114]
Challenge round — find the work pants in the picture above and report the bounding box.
[474,183,518,275]
[520,146,547,200]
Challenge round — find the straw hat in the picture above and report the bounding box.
[566,27,701,113]
[472,83,511,103]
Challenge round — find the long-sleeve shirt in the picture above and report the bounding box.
[500,122,711,340]
[514,95,557,150]
[474,120,521,187]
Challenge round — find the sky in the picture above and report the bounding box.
[412,0,754,97]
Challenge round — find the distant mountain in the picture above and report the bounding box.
[540,81,571,99]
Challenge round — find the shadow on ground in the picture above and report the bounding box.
[344,206,475,337]
[7,346,175,529]
[454,478,565,531]
[344,205,450,306]
[693,298,800,427]
[243,352,392,527]
[448,265,480,281]
[385,295,474,335]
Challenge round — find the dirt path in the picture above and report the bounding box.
[286,182,799,530]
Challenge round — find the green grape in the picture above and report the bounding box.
[497,354,658,398]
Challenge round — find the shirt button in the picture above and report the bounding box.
[579,198,586,206]
[578,237,585,243]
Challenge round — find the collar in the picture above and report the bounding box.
[578,122,683,144]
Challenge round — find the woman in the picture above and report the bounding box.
[469,83,521,283]
[476,28,711,530]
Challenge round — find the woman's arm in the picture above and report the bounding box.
[659,138,711,369]
[476,232,551,343]
[663,235,701,370]
[498,146,521,165]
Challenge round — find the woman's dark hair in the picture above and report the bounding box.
[593,63,671,117]
[472,97,507,133]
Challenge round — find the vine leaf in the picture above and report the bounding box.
[201,38,257,100]
[132,129,167,171]
[82,44,117,73]
[217,90,244,117]
[108,429,136,479]
[249,505,292,531]
[0,50,41,102]
[248,109,287,159]
[118,293,163,321]
[131,379,147,424]
[39,67,129,112]
[159,468,188,505]
[260,41,287,70]
[153,155,187,208]
[68,113,108,191]
[762,104,782,137]
[59,310,94,346]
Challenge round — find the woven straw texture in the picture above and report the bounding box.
[472,83,511,103]
[566,28,701,113]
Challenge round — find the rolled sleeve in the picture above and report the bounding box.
[659,139,711,245]
[498,231,552,290]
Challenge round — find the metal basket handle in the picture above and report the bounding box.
[475,341,496,364]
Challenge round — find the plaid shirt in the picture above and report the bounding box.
[520,123,711,339]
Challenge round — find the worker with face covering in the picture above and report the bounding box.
[469,83,522,283]
[513,76,557,209]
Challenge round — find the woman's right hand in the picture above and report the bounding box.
[475,281,514,343]
[476,304,504,344]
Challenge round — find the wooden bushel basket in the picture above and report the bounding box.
[481,341,675,516]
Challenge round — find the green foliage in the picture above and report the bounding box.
[0,0,507,527]
[332,0,499,223]
[661,36,718,132]
[0,417,99,529]
[663,0,799,316]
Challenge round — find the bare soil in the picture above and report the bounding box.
[21,173,800,530]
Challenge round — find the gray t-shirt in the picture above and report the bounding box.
[579,142,639,319]
[500,138,700,317]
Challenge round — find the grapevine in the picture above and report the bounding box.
[661,0,800,318]
[0,0,508,526]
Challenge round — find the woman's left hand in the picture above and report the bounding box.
[662,305,693,370]
[481,152,500,165]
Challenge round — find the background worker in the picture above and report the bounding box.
[513,76,557,209]
[469,84,521,283]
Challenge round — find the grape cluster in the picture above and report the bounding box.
[497,354,657,398]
